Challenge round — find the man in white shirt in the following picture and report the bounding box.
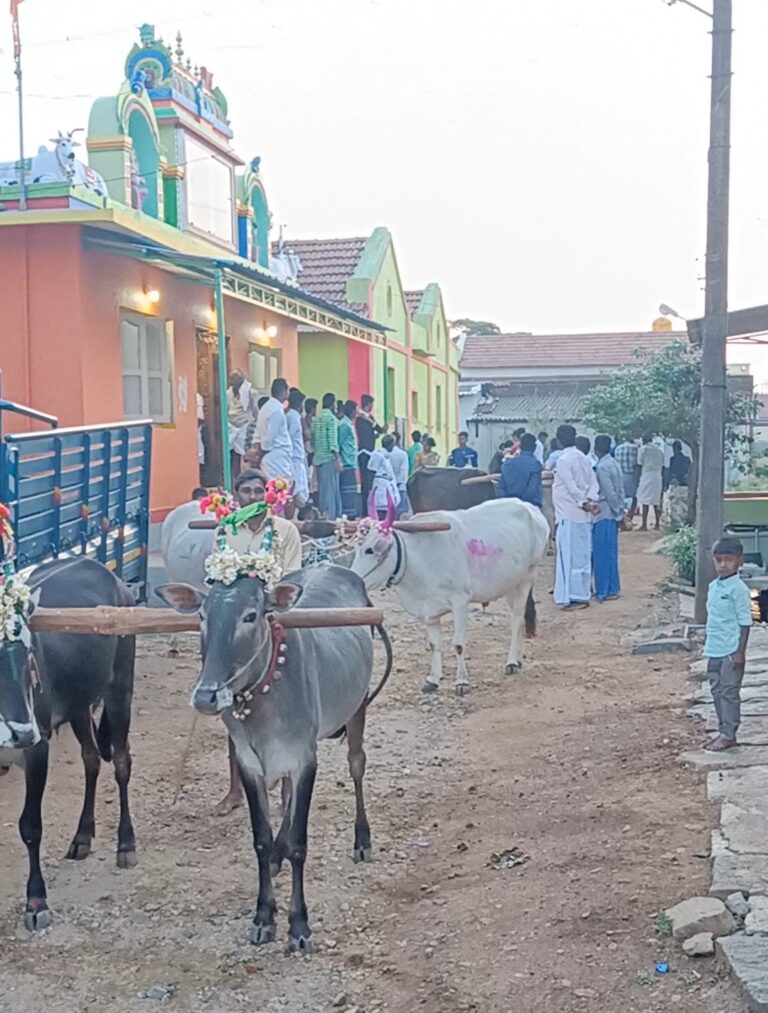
[553,424,599,609]
[248,377,294,482]
[387,432,411,516]
[226,370,255,473]
[368,435,401,517]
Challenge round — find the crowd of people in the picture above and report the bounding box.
[484,425,692,609]
[221,371,457,521]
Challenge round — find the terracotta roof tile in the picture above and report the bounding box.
[405,290,424,317]
[272,237,368,311]
[461,330,685,370]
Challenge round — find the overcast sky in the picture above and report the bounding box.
[2,0,768,345]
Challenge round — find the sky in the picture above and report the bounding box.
[2,0,768,351]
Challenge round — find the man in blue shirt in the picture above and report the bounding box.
[448,431,479,469]
[499,433,543,507]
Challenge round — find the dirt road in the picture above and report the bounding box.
[0,533,746,1012]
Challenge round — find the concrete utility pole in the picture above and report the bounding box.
[694,0,732,624]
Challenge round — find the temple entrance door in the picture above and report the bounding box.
[196,329,229,488]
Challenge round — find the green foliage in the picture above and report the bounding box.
[451,318,501,336]
[580,341,757,447]
[660,525,697,584]
[653,911,673,937]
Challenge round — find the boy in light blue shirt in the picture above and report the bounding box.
[704,537,752,751]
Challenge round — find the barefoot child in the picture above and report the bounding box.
[704,537,752,751]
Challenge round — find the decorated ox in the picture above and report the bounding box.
[351,497,549,694]
[407,466,496,514]
[157,562,392,953]
[0,557,137,930]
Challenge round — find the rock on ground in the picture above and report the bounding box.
[666,896,736,941]
[717,934,768,1012]
[683,931,715,957]
[725,892,750,918]
[746,896,768,936]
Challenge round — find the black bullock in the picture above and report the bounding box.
[0,557,137,929]
[407,466,496,514]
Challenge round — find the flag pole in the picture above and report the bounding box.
[12,1,27,211]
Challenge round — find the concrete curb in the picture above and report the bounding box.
[681,611,768,1009]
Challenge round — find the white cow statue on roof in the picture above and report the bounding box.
[0,130,108,195]
[351,497,550,694]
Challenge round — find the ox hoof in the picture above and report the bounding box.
[454,682,470,697]
[288,933,313,955]
[65,837,92,861]
[24,901,52,932]
[505,663,522,676]
[250,921,277,945]
[352,846,373,864]
[421,680,439,694]
[117,849,138,870]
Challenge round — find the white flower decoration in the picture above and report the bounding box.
[0,568,33,643]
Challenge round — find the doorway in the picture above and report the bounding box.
[196,329,229,488]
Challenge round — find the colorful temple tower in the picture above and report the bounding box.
[87,24,271,267]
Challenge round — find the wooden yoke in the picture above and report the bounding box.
[29,606,384,636]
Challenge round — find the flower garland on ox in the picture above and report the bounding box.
[0,504,34,645]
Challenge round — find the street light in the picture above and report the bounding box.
[663,0,713,17]
[659,303,686,321]
[666,0,732,624]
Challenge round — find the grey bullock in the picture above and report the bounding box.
[157,563,392,952]
[352,498,549,694]
[0,558,137,929]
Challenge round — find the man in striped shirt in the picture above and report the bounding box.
[614,436,639,517]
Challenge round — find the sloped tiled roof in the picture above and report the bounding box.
[461,330,685,370]
[469,390,586,424]
[273,237,368,311]
[405,290,425,317]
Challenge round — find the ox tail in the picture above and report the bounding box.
[366,624,394,707]
[524,590,537,640]
[95,708,113,762]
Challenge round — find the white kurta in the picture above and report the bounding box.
[254,397,294,481]
[286,408,309,502]
[368,450,401,510]
[637,443,664,506]
[227,381,253,456]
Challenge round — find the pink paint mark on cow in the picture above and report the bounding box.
[466,538,503,560]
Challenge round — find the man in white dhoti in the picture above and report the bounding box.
[637,433,664,531]
[368,435,401,517]
[248,377,294,482]
[226,370,255,475]
[286,387,310,506]
[553,424,599,610]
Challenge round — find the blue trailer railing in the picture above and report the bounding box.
[0,419,153,602]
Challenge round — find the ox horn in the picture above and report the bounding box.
[367,490,378,521]
[460,473,500,486]
[392,520,452,533]
[381,491,396,530]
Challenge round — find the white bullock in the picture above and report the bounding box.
[351,498,550,694]
[160,501,214,653]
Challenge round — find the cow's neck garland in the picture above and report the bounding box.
[0,506,33,645]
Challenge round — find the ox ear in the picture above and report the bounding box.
[28,587,42,614]
[155,583,206,614]
[267,581,303,613]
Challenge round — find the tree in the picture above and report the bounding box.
[580,341,757,519]
[450,318,501,336]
